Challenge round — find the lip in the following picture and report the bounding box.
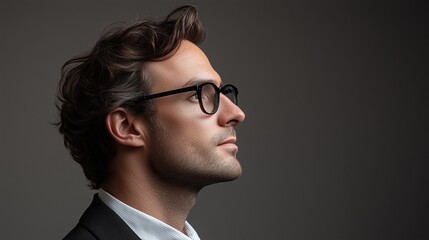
[218,138,237,146]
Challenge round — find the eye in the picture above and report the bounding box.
[188,92,199,101]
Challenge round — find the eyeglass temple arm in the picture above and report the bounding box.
[135,85,198,102]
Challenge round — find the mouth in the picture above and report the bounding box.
[218,137,237,146]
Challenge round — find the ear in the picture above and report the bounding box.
[105,108,147,147]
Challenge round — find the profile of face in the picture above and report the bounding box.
[144,40,246,190]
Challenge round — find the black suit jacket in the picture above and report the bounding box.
[63,194,140,240]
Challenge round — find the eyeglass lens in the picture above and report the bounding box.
[222,85,238,105]
[199,84,237,114]
[200,84,217,114]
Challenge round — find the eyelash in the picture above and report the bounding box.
[188,92,199,100]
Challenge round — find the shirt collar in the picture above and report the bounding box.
[98,189,200,240]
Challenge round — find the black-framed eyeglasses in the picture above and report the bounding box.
[131,82,239,115]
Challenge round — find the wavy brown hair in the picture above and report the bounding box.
[56,5,205,189]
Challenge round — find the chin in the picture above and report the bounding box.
[217,162,243,182]
[197,164,242,189]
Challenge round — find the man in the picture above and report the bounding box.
[57,5,245,240]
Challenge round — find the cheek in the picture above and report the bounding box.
[155,104,217,142]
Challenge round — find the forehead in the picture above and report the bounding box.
[147,40,221,92]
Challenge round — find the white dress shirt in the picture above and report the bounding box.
[98,189,200,240]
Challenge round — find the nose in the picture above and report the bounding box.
[217,94,246,127]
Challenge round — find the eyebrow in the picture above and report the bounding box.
[182,78,222,87]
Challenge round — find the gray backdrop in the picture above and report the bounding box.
[1,0,428,239]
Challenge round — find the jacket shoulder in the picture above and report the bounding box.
[63,223,96,240]
[62,194,140,240]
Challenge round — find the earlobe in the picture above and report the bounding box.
[105,108,146,147]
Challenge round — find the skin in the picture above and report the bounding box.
[103,40,245,234]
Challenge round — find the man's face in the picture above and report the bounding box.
[144,40,245,190]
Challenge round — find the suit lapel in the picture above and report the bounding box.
[79,194,141,240]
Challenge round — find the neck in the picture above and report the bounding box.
[102,155,198,233]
